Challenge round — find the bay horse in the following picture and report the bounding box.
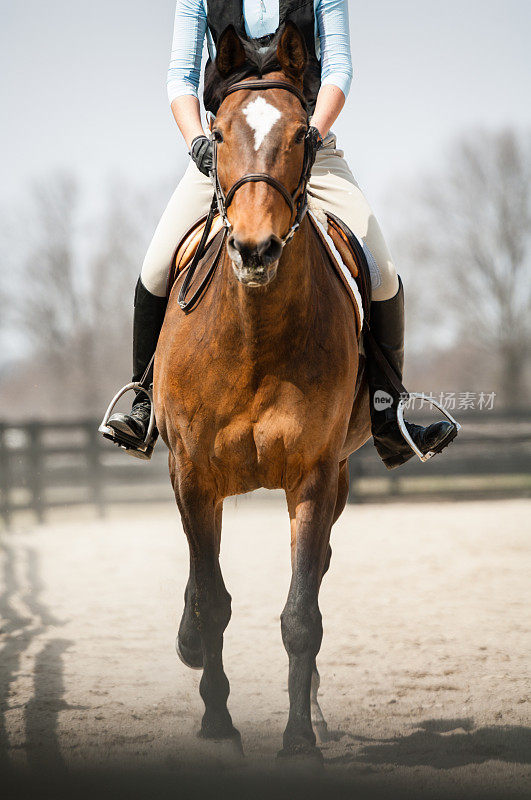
[154,24,370,760]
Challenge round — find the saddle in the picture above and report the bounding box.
[308,212,371,337]
[167,210,372,335]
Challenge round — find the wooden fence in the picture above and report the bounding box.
[0,412,530,527]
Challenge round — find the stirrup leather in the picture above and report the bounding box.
[397,393,461,463]
[99,383,157,460]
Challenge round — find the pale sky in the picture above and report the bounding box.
[1,0,530,214]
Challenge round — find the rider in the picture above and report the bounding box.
[105,0,457,469]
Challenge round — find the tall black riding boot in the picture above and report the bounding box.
[107,278,167,442]
[368,278,458,470]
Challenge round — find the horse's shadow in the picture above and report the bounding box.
[326,718,531,769]
[0,542,80,774]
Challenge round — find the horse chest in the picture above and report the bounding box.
[205,374,342,491]
[158,270,358,492]
[210,412,302,490]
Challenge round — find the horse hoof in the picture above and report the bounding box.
[198,724,242,750]
[176,637,203,670]
[195,728,244,762]
[277,741,324,766]
[313,719,335,743]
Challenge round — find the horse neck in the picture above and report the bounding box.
[221,218,317,341]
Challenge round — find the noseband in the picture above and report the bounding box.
[212,79,313,246]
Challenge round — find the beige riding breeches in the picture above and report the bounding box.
[141,133,399,301]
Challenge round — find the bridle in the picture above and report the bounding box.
[178,78,312,312]
[212,78,313,246]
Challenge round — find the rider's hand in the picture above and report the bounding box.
[190,135,214,177]
[306,126,324,172]
[308,126,324,153]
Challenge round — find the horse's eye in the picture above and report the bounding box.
[212,129,224,143]
[294,127,307,144]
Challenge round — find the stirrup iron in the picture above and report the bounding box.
[99,383,157,460]
[397,392,461,463]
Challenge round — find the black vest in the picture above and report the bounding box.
[203,0,321,114]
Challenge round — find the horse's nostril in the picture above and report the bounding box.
[257,236,283,265]
[227,235,245,265]
[228,236,243,254]
[228,234,282,268]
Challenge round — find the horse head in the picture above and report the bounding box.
[212,22,310,287]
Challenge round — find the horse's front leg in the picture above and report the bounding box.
[279,460,339,761]
[311,457,350,743]
[172,465,238,741]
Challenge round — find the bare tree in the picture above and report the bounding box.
[0,170,169,419]
[6,173,89,413]
[18,175,81,349]
[399,129,531,406]
[86,180,159,412]
[0,232,7,365]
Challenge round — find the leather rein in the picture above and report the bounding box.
[178,78,312,312]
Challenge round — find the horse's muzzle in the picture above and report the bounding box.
[227,234,282,286]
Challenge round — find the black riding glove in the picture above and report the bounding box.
[306,126,324,171]
[190,135,214,177]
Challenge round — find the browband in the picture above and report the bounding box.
[222,79,308,112]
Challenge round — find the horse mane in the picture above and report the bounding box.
[203,29,320,115]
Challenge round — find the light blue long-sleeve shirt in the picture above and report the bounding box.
[167,0,353,105]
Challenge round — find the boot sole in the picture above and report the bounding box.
[383,423,458,470]
[429,423,459,456]
[107,417,145,441]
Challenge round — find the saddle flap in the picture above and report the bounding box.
[167,213,224,298]
[169,226,226,308]
[327,216,359,280]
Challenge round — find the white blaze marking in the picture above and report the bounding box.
[242,97,281,151]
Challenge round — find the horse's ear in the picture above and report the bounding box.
[216,25,246,77]
[276,21,308,81]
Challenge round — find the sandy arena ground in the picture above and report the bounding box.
[1,497,530,799]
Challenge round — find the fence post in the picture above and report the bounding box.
[389,471,400,497]
[85,422,105,518]
[0,423,11,529]
[26,422,45,524]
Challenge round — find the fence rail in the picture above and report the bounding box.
[0,412,530,527]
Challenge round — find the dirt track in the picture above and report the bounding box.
[1,497,530,799]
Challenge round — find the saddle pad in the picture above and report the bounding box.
[308,212,365,338]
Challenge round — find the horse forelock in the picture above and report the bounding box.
[205,31,311,115]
